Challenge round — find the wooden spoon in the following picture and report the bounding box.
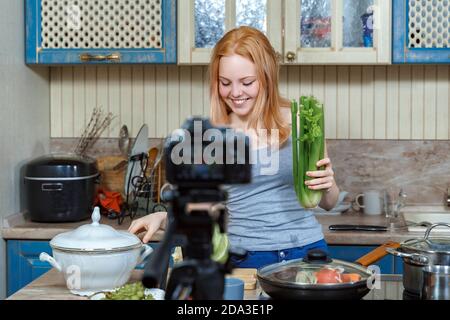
[147,147,159,172]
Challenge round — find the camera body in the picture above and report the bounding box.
[164,117,251,188]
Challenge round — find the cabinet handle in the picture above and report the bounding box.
[79,53,121,62]
[285,51,296,62]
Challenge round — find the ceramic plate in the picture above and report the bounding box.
[89,288,165,300]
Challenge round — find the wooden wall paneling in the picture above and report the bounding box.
[179,67,192,130]
[119,66,132,136]
[279,66,288,99]
[132,66,145,137]
[312,66,325,104]
[287,66,300,102]
[424,66,437,140]
[299,66,312,97]
[436,67,449,139]
[398,66,412,139]
[61,67,74,137]
[337,66,349,139]
[85,66,97,136]
[50,66,450,140]
[324,66,337,139]
[386,66,399,139]
[361,66,374,139]
[349,66,362,139]
[144,66,157,138]
[411,66,424,139]
[191,66,204,118]
[155,66,168,138]
[203,66,210,118]
[50,67,62,137]
[96,66,109,137]
[108,66,121,138]
[374,66,387,139]
[167,65,180,134]
[73,67,86,138]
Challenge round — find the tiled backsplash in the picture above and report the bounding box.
[51,138,450,206]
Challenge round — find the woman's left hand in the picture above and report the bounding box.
[304,158,335,192]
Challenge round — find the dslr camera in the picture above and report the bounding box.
[165,116,251,188]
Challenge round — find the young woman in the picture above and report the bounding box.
[129,26,339,268]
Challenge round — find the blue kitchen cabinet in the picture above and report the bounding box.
[328,245,399,275]
[6,240,173,297]
[393,255,405,274]
[6,240,52,297]
[392,0,450,63]
[25,0,176,64]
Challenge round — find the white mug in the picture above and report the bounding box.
[355,190,383,215]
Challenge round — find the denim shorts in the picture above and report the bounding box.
[230,239,329,269]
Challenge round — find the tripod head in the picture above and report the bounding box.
[141,117,251,300]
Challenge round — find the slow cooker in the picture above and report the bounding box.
[24,153,99,222]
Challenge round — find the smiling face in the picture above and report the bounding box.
[218,54,260,119]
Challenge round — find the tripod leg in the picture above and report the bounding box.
[194,263,224,300]
[165,264,196,300]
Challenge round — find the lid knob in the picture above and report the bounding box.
[303,249,332,264]
[91,207,101,226]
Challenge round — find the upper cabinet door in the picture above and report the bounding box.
[284,0,391,64]
[393,0,450,63]
[178,0,282,64]
[178,0,391,65]
[25,0,177,64]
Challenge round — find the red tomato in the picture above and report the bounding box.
[315,268,342,284]
[341,273,361,283]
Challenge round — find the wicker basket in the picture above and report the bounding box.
[96,155,127,196]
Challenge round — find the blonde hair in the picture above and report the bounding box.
[209,26,290,145]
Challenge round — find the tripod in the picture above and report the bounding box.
[142,187,236,300]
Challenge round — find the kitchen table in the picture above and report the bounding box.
[6,269,262,300]
[6,268,404,300]
[1,210,418,298]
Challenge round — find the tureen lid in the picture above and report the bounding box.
[50,207,141,251]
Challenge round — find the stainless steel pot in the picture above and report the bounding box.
[422,265,450,300]
[387,223,450,296]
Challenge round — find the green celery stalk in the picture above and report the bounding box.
[291,100,299,196]
[291,96,325,208]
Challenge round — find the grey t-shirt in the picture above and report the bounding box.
[223,136,324,251]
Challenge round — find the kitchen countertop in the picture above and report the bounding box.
[1,211,165,242]
[1,210,421,245]
[6,269,262,300]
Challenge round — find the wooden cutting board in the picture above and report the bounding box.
[227,268,257,290]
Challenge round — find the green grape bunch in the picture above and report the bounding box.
[102,282,154,300]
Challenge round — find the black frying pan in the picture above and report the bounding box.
[257,242,399,300]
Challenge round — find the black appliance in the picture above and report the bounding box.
[24,154,99,222]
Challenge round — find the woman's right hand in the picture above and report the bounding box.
[128,211,168,243]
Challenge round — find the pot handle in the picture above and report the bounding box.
[39,252,62,272]
[355,241,401,267]
[385,247,429,265]
[137,244,154,265]
[424,223,450,239]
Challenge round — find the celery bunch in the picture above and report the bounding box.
[291,96,325,208]
[211,223,229,264]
